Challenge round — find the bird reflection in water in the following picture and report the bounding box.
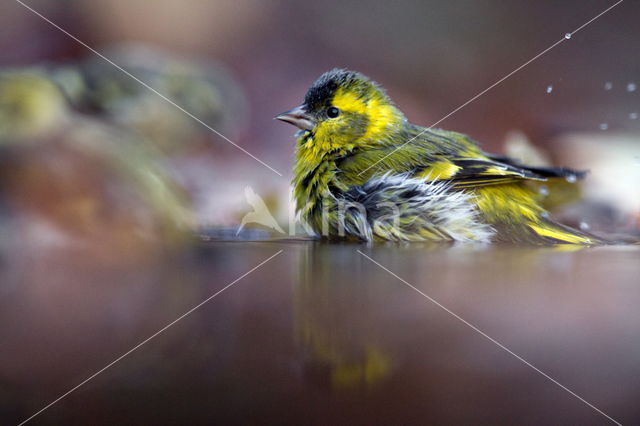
[293,243,394,390]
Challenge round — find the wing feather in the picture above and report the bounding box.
[335,127,586,189]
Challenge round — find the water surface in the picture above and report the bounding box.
[2,241,639,424]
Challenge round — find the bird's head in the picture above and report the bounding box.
[276,69,404,150]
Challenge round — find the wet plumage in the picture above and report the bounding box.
[277,69,603,245]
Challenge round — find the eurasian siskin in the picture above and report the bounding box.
[277,69,604,245]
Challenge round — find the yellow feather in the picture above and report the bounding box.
[474,185,542,222]
[415,161,461,181]
[332,87,400,141]
[528,223,595,244]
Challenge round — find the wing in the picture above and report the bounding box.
[433,156,586,188]
[336,127,585,188]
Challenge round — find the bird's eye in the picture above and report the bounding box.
[327,106,340,118]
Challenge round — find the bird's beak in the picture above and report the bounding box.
[274,105,315,131]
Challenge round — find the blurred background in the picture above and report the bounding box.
[1,1,639,424]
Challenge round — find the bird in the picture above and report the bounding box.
[276,68,603,245]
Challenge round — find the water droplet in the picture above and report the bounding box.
[604,82,613,91]
[539,185,549,196]
[630,112,638,120]
[599,123,609,131]
[627,82,637,92]
[565,174,577,183]
[546,85,553,94]
[579,221,590,231]
[564,33,572,40]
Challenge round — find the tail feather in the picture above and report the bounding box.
[527,218,606,245]
[473,180,605,246]
[485,153,588,180]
